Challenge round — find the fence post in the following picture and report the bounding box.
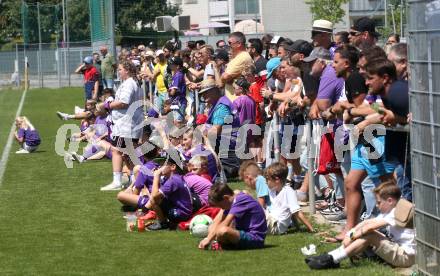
[24,56,29,91]
[307,120,316,214]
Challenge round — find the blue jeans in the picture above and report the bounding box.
[389,159,412,201]
[102,79,114,89]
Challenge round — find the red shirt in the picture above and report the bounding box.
[248,77,265,125]
[83,66,99,83]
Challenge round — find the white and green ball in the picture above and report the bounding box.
[189,215,213,238]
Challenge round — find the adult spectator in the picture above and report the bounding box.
[349,17,380,51]
[334,31,349,48]
[277,38,294,58]
[99,46,116,89]
[196,40,206,49]
[311,19,337,57]
[247,38,267,78]
[286,40,314,63]
[388,43,408,81]
[151,49,168,113]
[261,33,274,59]
[386,33,400,46]
[213,49,229,75]
[357,46,387,78]
[75,56,99,101]
[186,40,197,51]
[216,39,226,49]
[101,60,144,191]
[221,32,254,101]
[199,79,240,178]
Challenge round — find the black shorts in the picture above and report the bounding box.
[111,136,139,149]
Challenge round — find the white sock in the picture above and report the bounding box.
[67,114,75,119]
[328,246,348,263]
[113,172,122,185]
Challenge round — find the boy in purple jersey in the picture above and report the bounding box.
[14,116,41,154]
[145,154,193,230]
[168,56,187,126]
[199,183,267,250]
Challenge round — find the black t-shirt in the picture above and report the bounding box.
[301,69,319,99]
[345,71,368,103]
[255,56,268,76]
[382,80,410,164]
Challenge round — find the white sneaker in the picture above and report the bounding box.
[71,152,85,163]
[100,182,122,191]
[56,111,69,120]
[16,149,30,154]
[74,106,85,114]
[64,152,74,161]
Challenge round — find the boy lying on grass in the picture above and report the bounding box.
[306,181,415,269]
[199,183,267,250]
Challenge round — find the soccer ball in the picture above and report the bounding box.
[189,214,213,238]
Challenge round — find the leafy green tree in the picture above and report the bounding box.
[305,0,350,24]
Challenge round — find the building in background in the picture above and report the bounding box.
[170,0,349,40]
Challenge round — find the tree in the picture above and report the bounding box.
[305,0,350,24]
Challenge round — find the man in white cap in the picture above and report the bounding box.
[311,19,337,58]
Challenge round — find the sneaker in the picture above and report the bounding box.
[16,149,30,154]
[100,182,122,191]
[306,253,340,269]
[71,152,85,163]
[320,202,344,215]
[56,111,69,120]
[146,220,170,231]
[324,210,347,222]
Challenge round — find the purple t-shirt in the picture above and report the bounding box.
[134,161,160,192]
[93,115,109,139]
[183,144,218,180]
[232,95,256,125]
[170,70,187,106]
[224,192,267,242]
[183,173,212,206]
[17,128,41,146]
[316,65,344,105]
[159,174,193,218]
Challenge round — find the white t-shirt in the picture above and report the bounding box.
[203,63,215,80]
[111,77,144,139]
[376,208,416,255]
[267,185,301,234]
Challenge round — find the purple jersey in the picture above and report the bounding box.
[183,173,212,206]
[169,70,187,106]
[224,192,267,242]
[159,174,193,218]
[183,144,218,180]
[93,115,109,139]
[232,95,256,125]
[317,65,344,105]
[17,128,41,146]
[134,161,160,192]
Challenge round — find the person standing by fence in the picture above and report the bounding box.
[100,46,117,89]
[75,56,99,101]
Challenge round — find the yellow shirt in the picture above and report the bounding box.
[224,51,253,101]
[154,61,168,93]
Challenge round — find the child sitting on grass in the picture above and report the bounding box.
[187,155,212,182]
[264,162,314,235]
[306,181,415,269]
[14,116,41,154]
[143,153,193,231]
[198,182,267,250]
[239,160,270,208]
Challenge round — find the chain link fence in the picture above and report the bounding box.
[0,42,93,89]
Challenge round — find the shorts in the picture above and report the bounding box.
[351,136,395,178]
[111,136,139,149]
[137,195,149,209]
[237,231,265,249]
[159,199,191,223]
[23,143,39,152]
[374,239,415,267]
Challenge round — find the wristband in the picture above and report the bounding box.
[104,101,112,111]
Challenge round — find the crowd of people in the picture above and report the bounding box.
[52,16,415,269]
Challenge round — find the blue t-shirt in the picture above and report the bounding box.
[255,175,271,207]
[211,104,231,125]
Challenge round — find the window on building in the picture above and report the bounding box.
[235,0,259,14]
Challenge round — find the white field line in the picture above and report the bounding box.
[0,89,27,186]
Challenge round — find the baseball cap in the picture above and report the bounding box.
[155,49,164,56]
[144,50,155,57]
[198,79,218,94]
[286,40,314,56]
[266,57,281,79]
[83,56,93,64]
[169,56,183,66]
[352,17,381,38]
[312,19,333,34]
[303,47,332,63]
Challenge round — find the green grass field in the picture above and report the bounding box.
[0,87,394,275]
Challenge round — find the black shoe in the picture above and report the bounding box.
[147,220,170,231]
[305,254,340,270]
[121,205,137,213]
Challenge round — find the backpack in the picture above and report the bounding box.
[394,198,414,228]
